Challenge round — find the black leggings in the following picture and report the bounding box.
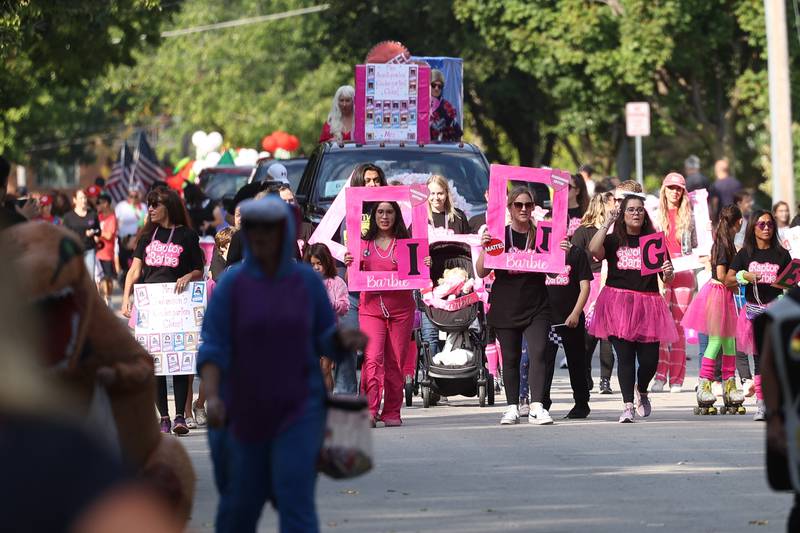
[586,333,615,379]
[609,336,659,403]
[544,318,590,409]
[156,375,189,418]
[496,318,550,405]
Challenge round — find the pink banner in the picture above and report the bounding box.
[345,185,430,291]
[483,165,569,273]
[640,232,667,275]
[354,63,430,144]
[307,171,354,262]
[421,288,480,311]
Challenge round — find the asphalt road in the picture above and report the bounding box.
[181,368,793,533]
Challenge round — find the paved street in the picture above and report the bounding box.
[181,366,793,533]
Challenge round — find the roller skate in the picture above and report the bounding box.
[719,377,746,415]
[693,378,717,415]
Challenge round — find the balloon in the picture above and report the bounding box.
[275,131,292,150]
[191,130,207,148]
[206,151,221,165]
[273,147,291,160]
[207,131,223,151]
[258,151,271,159]
[287,135,300,152]
[262,135,278,153]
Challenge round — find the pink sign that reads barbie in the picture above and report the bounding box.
[345,185,431,292]
[483,165,569,273]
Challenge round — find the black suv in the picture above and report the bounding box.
[296,142,491,224]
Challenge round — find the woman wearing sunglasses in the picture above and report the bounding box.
[429,70,462,142]
[122,187,205,435]
[477,187,553,425]
[588,194,678,423]
[725,209,791,421]
[651,173,697,394]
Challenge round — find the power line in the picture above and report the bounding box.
[161,4,330,38]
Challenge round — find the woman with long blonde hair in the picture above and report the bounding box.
[319,85,355,143]
[426,174,470,234]
[652,172,697,393]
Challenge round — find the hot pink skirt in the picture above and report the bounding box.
[736,307,756,355]
[680,281,738,338]
[588,286,679,344]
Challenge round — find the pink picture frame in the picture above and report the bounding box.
[483,165,569,273]
[345,185,430,291]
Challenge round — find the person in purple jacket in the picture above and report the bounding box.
[197,196,366,533]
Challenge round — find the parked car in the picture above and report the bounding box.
[296,142,494,224]
[197,165,254,202]
[249,157,308,192]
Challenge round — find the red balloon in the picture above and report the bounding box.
[275,131,292,150]
[261,135,278,153]
[287,135,300,152]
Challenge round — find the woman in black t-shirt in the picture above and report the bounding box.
[62,189,100,278]
[567,173,590,238]
[726,209,791,421]
[426,174,471,235]
[477,187,553,426]
[122,188,204,435]
[587,195,678,423]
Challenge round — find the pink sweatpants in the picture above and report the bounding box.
[656,270,695,386]
[360,310,414,421]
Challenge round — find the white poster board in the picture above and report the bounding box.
[133,281,207,376]
[782,226,800,259]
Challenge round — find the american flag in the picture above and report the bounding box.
[105,142,133,203]
[130,132,165,194]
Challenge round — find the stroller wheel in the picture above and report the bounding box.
[478,383,486,407]
[404,377,413,407]
[421,385,431,408]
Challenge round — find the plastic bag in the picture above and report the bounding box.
[318,394,373,479]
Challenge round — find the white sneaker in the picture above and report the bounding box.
[500,404,520,425]
[669,384,682,393]
[742,379,755,397]
[528,402,554,425]
[650,379,666,392]
[712,381,723,397]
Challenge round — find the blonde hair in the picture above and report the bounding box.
[617,180,642,194]
[326,85,355,141]
[581,191,614,229]
[426,174,456,223]
[658,182,693,239]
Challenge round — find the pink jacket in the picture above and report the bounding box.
[324,276,349,317]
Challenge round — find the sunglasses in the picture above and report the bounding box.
[147,200,163,209]
[431,82,443,89]
[625,207,645,214]
[756,221,774,230]
[666,185,683,191]
[512,201,534,210]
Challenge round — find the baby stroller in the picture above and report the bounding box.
[411,240,494,408]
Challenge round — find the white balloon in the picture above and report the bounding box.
[206,151,221,165]
[258,151,271,159]
[207,131,223,151]
[235,148,259,166]
[191,130,207,148]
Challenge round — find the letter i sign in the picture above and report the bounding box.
[396,238,430,281]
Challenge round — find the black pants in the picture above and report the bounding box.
[544,319,590,410]
[586,333,615,379]
[156,375,189,418]
[118,235,135,283]
[609,336,659,403]
[496,318,550,405]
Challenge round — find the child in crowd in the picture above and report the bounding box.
[304,243,349,391]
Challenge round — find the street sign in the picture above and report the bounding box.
[625,102,651,137]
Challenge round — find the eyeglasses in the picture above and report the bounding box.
[625,207,645,214]
[512,201,534,210]
[756,221,774,230]
[431,82,443,89]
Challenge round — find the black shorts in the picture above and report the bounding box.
[98,260,115,280]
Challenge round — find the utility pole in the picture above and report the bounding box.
[764,0,796,214]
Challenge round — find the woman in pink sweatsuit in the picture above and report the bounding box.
[305,243,349,391]
[344,201,427,427]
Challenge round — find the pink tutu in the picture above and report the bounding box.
[736,307,756,355]
[680,281,738,337]
[588,286,679,344]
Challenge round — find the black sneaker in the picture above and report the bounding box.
[599,377,612,395]
[564,404,591,419]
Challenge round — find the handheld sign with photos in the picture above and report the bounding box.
[640,232,667,275]
[345,185,430,291]
[484,165,569,273]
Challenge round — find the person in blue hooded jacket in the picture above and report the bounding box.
[197,195,367,533]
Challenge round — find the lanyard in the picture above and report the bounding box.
[506,225,531,252]
[152,226,176,245]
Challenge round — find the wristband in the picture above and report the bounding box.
[736,271,749,285]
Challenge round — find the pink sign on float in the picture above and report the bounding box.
[640,232,667,275]
[483,165,569,273]
[345,185,430,291]
[354,63,430,144]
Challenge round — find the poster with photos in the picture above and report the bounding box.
[133,281,207,376]
[355,63,430,143]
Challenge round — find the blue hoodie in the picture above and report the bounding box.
[197,197,344,443]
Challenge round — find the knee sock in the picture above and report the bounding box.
[486,342,499,377]
[699,357,717,380]
[721,355,736,381]
[754,374,763,400]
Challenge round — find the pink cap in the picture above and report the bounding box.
[663,172,686,189]
[39,194,52,206]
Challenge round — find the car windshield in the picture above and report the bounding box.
[201,171,251,201]
[252,159,307,192]
[315,148,489,217]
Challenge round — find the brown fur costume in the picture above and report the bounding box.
[2,222,195,521]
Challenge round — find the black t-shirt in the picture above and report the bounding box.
[226,230,243,267]
[62,210,100,251]
[567,206,583,237]
[487,226,550,328]
[730,245,791,304]
[468,213,486,234]
[711,244,735,282]
[571,225,602,273]
[603,233,664,293]
[133,225,204,284]
[430,209,470,235]
[545,246,594,323]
